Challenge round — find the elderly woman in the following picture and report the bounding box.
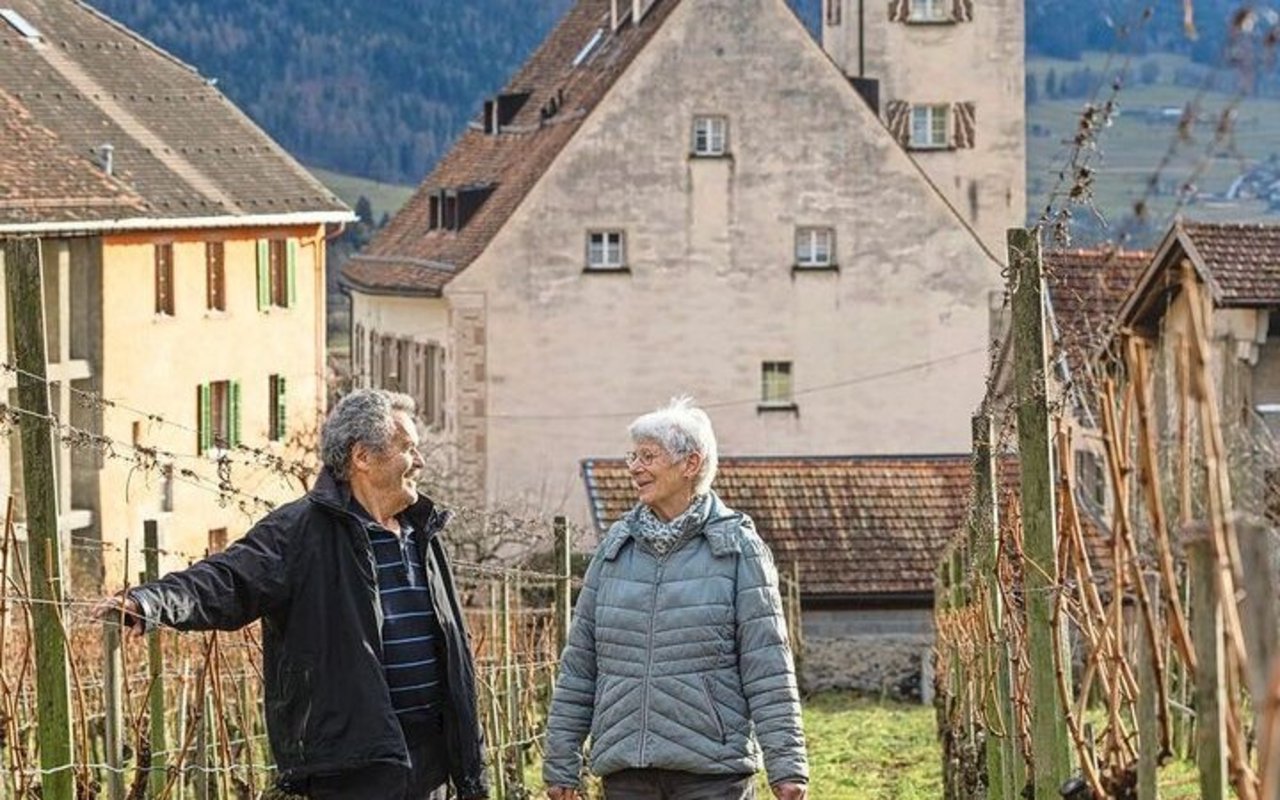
[545,398,808,800]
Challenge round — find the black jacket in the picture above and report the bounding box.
[129,469,489,797]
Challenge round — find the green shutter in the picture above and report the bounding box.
[286,239,298,308]
[256,239,269,311]
[230,380,242,447]
[276,376,287,440]
[198,383,212,454]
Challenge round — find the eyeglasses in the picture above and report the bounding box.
[624,449,666,468]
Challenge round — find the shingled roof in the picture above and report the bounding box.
[1120,220,1280,328]
[1044,248,1150,390]
[582,455,978,600]
[342,0,681,296]
[0,0,349,231]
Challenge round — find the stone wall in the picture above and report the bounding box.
[802,634,933,700]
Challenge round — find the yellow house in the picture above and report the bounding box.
[0,1,353,591]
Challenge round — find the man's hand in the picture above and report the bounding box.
[91,594,146,638]
[546,787,580,800]
[772,782,807,800]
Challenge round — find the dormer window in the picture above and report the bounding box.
[428,184,494,232]
[483,92,531,134]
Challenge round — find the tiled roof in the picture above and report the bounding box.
[343,0,680,296]
[0,87,147,222]
[1180,221,1280,305]
[1044,248,1150,380]
[582,455,978,599]
[0,0,349,228]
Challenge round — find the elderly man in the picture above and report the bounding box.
[93,389,488,800]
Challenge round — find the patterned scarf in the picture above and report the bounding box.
[634,493,711,556]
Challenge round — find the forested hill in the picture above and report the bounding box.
[86,0,1243,185]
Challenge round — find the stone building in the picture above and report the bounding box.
[0,0,352,589]
[344,0,1026,525]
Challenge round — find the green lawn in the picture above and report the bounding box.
[308,165,417,222]
[1027,51,1280,241]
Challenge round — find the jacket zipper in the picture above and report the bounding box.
[639,557,664,767]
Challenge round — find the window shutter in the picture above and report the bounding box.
[888,0,909,21]
[952,101,977,149]
[276,376,287,439]
[256,239,269,311]
[885,100,912,146]
[287,239,298,308]
[950,0,973,21]
[230,380,242,447]
[198,383,212,454]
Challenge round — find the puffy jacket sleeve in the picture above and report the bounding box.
[129,513,292,632]
[542,546,605,788]
[735,523,809,785]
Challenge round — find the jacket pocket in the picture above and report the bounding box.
[699,675,726,744]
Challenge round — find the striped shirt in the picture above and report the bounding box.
[354,503,447,725]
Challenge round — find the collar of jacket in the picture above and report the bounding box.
[601,491,742,561]
[308,467,453,537]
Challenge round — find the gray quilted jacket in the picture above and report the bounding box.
[543,493,808,788]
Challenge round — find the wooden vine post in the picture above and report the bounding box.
[1007,227,1072,797]
[144,521,168,798]
[4,236,75,800]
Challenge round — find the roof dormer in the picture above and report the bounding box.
[427,184,495,232]
[482,92,531,134]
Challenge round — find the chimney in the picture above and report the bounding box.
[96,143,114,176]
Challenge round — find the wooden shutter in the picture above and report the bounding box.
[275,376,287,440]
[952,101,976,149]
[885,100,912,146]
[888,0,910,21]
[198,383,212,454]
[950,0,974,21]
[256,239,269,311]
[230,380,242,447]
[286,239,298,308]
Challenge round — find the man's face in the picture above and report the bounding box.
[359,411,423,515]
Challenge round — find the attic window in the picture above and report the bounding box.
[428,185,494,232]
[572,28,605,67]
[0,8,41,40]
[483,92,531,134]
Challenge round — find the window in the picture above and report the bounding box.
[268,374,287,441]
[414,343,446,430]
[761,362,794,406]
[256,238,297,310]
[795,227,836,268]
[207,528,228,554]
[381,336,400,389]
[353,324,365,386]
[910,104,950,149]
[826,0,842,25]
[586,231,626,270]
[692,116,728,157]
[909,0,949,21]
[206,241,225,312]
[197,379,241,454]
[154,243,174,316]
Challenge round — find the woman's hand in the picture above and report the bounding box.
[547,786,580,800]
[772,782,807,800]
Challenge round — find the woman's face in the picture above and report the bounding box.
[627,439,698,519]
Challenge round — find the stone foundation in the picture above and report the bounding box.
[800,634,933,701]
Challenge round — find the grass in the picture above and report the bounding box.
[308,165,417,222]
[1027,50,1280,241]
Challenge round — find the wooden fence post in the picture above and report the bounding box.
[972,413,1017,800]
[1137,573,1161,800]
[1188,533,1227,800]
[1237,515,1279,733]
[1007,227,1072,797]
[553,516,571,657]
[500,573,520,790]
[4,236,74,800]
[103,620,126,800]
[144,521,168,798]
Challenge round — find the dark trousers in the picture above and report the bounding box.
[305,716,449,800]
[602,769,757,800]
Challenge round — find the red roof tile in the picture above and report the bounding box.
[582,455,977,599]
[1180,221,1280,305]
[1043,248,1150,388]
[343,0,681,295]
[0,0,348,227]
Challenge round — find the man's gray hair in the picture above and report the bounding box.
[321,389,417,479]
[628,396,719,495]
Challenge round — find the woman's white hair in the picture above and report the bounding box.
[628,396,719,495]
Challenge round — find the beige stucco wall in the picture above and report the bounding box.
[432,0,1006,524]
[93,226,326,583]
[823,0,1026,255]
